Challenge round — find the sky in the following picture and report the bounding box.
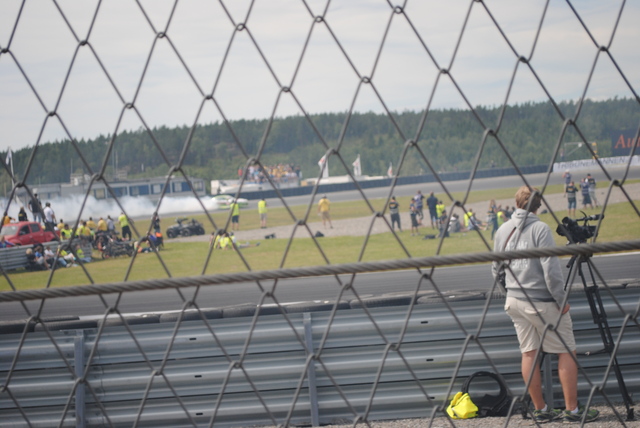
[0,0,639,155]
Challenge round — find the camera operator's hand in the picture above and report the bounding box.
[561,304,570,314]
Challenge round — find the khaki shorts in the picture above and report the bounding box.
[321,211,330,220]
[505,296,576,354]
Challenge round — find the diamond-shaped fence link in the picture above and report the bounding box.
[1,1,640,427]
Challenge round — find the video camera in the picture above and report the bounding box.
[555,212,602,244]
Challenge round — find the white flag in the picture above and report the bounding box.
[318,154,329,178]
[5,147,14,179]
[352,154,362,176]
[387,162,393,178]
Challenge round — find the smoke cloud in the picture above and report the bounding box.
[2,195,222,226]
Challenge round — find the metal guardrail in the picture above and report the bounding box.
[0,241,59,272]
[0,240,93,272]
[0,287,638,427]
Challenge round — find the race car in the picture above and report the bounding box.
[211,194,249,210]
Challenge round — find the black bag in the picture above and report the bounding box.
[314,231,324,238]
[461,371,512,417]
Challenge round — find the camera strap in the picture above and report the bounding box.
[499,226,518,277]
[502,227,517,253]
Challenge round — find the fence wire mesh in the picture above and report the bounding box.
[1,0,640,427]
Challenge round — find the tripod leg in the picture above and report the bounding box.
[581,260,635,420]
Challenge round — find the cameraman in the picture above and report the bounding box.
[491,186,598,423]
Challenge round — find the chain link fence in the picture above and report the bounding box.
[1,1,640,427]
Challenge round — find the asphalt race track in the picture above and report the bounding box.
[1,252,638,321]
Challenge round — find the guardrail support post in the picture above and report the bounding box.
[75,330,86,428]
[303,313,319,427]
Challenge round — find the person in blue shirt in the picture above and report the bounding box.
[0,236,15,248]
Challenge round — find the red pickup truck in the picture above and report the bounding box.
[0,221,59,246]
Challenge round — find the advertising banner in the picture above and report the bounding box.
[611,129,639,156]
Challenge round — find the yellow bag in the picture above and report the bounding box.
[446,391,478,419]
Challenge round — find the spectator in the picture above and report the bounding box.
[436,200,445,220]
[97,217,107,232]
[586,173,599,208]
[496,206,507,227]
[317,194,333,229]
[467,209,483,231]
[580,179,593,209]
[86,217,97,231]
[409,199,419,236]
[562,170,572,191]
[0,236,15,248]
[463,209,474,230]
[60,224,73,240]
[152,214,161,233]
[28,193,42,223]
[565,181,578,218]
[135,234,157,253]
[438,209,449,238]
[487,202,498,240]
[77,221,93,243]
[388,196,401,232]
[426,192,438,229]
[26,248,47,271]
[18,207,28,222]
[229,199,241,231]
[258,198,267,229]
[44,246,67,268]
[33,245,50,270]
[219,232,233,250]
[492,186,599,423]
[118,212,132,240]
[449,213,461,233]
[58,246,76,267]
[43,202,56,233]
[503,205,513,219]
[413,190,424,224]
[210,231,222,249]
[75,243,91,263]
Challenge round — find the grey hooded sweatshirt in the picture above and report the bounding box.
[492,208,565,306]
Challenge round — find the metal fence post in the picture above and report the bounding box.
[303,312,319,427]
[75,330,86,428]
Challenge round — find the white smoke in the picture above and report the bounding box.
[2,194,221,225]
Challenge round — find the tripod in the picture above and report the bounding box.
[565,253,634,421]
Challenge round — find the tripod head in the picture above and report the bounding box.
[556,212,603,244]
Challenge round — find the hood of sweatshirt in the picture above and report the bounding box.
[510,208,539,229]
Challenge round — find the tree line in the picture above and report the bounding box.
[2,97,637,194]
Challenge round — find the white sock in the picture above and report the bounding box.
[571,406,580,414]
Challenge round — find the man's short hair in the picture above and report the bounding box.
[515,186,542,212]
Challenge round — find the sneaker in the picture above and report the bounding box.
[533,408,563,423]
[563,405,599,423]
